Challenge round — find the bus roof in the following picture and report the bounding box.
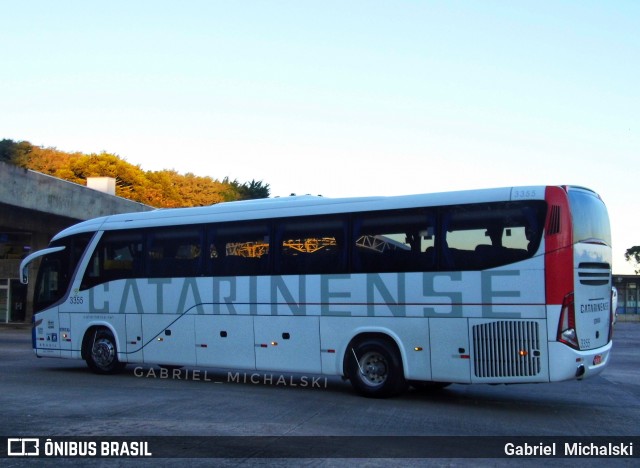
[51,185,560,240]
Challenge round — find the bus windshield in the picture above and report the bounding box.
[33,234,93,312]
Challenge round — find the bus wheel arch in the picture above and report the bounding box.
[343,333,407,398]
[82,326,126,374]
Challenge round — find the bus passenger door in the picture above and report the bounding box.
[58,313,72,358]
[254,316,321,374]
[429,318,471,383]
[33,308,61,358]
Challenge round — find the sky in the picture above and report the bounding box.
[1,1,638,274]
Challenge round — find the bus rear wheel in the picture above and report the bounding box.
[85,328,126,374]
[346,338,407,398]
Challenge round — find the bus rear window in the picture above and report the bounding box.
[568,189,611,246]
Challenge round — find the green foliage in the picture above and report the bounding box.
[625,246,640,274]
[0,139,269,208]
[0,139,34,165]
[235,179,271,200]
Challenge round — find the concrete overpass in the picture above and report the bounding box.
[0,162,153,323]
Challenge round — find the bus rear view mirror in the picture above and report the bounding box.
[18,246,66,285]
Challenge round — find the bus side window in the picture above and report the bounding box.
[147,227,203,278]
[352,210,436,273]
[442,201,545,271]
[276,217,347,275]
[81,231,144,289]
[209,222,270,277]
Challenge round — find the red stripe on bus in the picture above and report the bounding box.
[544,186,574,305]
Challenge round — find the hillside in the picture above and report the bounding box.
[0,139,269,208]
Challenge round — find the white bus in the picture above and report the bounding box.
[20,185,613,397]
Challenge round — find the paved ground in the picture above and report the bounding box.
[1,323,638,466]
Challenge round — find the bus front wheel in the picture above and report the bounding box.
[85,328,126,374]
[346,338,407,398]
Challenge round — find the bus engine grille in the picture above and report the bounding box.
[472,321,541,378]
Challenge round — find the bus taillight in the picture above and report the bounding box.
[558,293,579,349]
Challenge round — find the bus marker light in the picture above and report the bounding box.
[157,337,163,342]
[271,342,278,346]
[519,350,528,357]
[414,347,423,351]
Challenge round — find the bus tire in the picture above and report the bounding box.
[85,328,126,374]
[346,338,407,398]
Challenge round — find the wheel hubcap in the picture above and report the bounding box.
[359,351,388,386]
[92,338,115,368]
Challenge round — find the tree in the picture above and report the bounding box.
[234,179,270,200]
[0,139,34,165]
[625,246,640,274]
[1,138,271,208]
